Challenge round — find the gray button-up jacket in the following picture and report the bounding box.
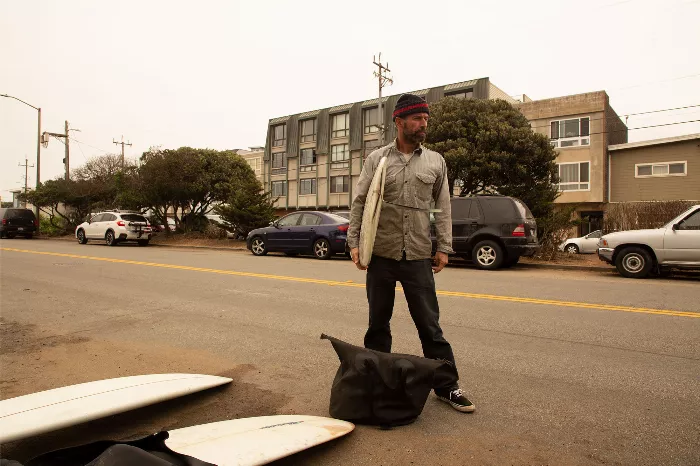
[347,141,454,261]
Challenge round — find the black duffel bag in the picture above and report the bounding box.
[321,334,446,428]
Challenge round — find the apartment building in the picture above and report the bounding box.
[234,147,265,185]
[518,91,628,234]
[262,77,517,213]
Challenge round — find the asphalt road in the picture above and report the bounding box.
[1,239,699,465]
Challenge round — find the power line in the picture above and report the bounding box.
[68,137,111,154]
[263,118,700,179]
[608,72,700,92]
[527,104,700,130]
[71,137,89,161]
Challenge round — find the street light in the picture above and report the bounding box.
[1,94,42,221]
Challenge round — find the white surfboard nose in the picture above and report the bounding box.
[165,415,355,466]
[0,373,233,443]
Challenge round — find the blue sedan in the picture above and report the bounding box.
[246,211,350,260]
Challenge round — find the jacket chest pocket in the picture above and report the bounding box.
[383,174,399,202]
[415,172,436,201]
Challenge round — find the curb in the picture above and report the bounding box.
[516,262,613,272]
[39,237,614,272]
[149,242,247,252]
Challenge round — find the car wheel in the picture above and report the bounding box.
[251,237,267,256]
[6,233,16,239]
[77,229,88,244]
[313,238,332,260]
[615,247,653,279]
[472,240,504,270]
[138,240,149,247]
[565,244,579,254]
[25,234,33,239]
[105,230,117,246]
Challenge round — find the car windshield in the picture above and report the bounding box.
[121,214,148,223]
[4,209,35,220]
[663,206,698,228]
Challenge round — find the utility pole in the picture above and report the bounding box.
[64,120,70,180]
[0,94,41,219]
[45,120,78,180]
[19,158,34,208]
[113,135,132,170]
[372,53,393,145]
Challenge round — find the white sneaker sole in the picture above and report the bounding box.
[437,395,476,413]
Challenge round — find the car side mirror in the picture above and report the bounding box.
[672,223,680,231]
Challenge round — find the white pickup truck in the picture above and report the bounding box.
[597,205,700,278]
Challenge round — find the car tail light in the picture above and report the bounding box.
[512,224,525,237]
[117,220,125,226]
[337,224,349,233]
[2,219,6,225]
[34,219,39,227]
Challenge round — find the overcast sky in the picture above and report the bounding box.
[2,0,699,202]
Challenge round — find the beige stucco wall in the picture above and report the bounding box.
[610,139,700,202]
[518,91,611,204]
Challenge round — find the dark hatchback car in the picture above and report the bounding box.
[431,195,539,270]
[0,208,38,239]
[247,211,349,259]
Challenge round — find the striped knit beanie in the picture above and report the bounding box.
[392,94,430,121]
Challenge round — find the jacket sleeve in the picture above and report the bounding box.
[347,151,378,249]
[433,156,454,255]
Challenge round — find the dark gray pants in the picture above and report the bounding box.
[364,254,459,390]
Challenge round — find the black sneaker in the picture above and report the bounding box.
[436,387,475,413]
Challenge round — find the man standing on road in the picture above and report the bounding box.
[347,94,474,413]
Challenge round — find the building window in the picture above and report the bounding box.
[331,144,350,169]
[363,140,381,160]
[364,108,379,134]
[271,181,287,196]
[551,117,590,148]
[272,152,286,170]
[332,113,349,138]
[300,119,316,143]
[247,157,261,175]
[635,161,687,178]
[445,89,473,99]
[557,162,590,191]
[272,124,286,147]
[300,148,316,172]
[299,178,317,195]
[330,175,349,193]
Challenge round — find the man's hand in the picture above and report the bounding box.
[432,251,449,273]
[350,247,367,271]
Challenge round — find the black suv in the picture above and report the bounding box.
[432,195,538,270]
[0,208,38,239]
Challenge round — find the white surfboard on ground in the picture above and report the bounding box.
[0,373,232,443]
[359,155,388,268]
[165,415,355,465]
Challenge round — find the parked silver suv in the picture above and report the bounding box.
[75,211,152,246]
[597,205,700,278]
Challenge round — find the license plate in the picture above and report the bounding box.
[18,227,24,231]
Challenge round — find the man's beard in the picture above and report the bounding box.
[403,128,426,144]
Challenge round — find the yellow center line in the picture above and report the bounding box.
[2,247,698,319]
